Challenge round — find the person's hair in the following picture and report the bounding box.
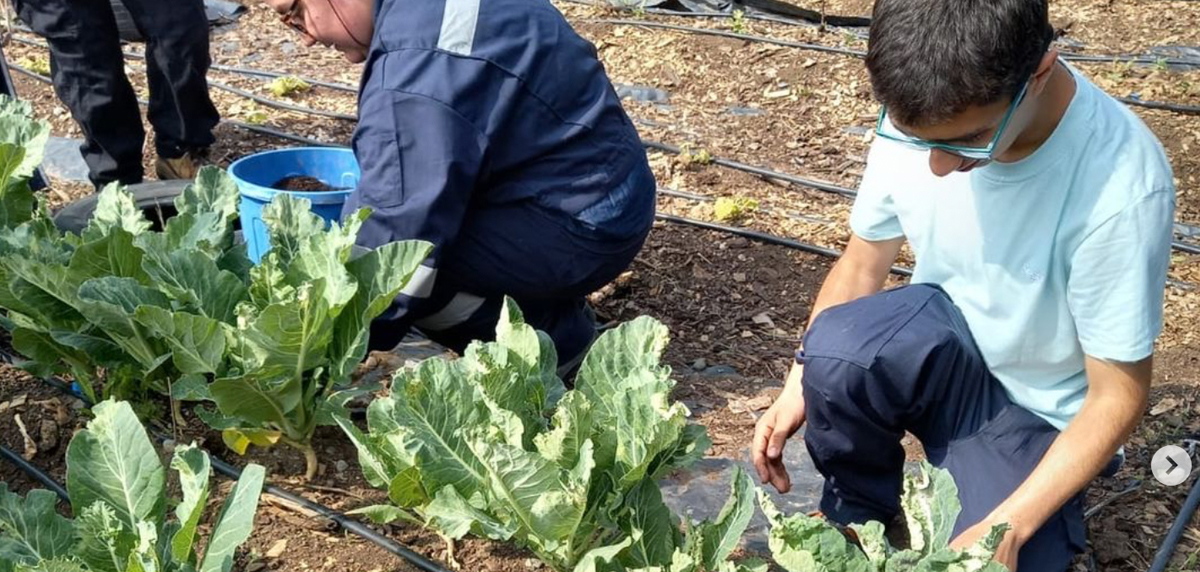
[865,0,1056,128]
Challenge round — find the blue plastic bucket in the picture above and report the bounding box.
[228,147,360,263]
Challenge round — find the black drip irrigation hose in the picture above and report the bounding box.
[642,140,859,198]
[224,120,344,147]
[208,456,450,572]
[8,36,358,123]
[1117,97,1200,115]
[207,63,358,94]
[205,79,357,122]
[654,212,914,277]
[0,349,453,572]
[7,61,348,148]
[1146,471,1200,572]
[586,18,868,58]
[583,19,1200,115]
[6,31,361,95]
[570,2,1200,68]
[0,443,70,501]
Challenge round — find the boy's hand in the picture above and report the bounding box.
[950,519,1022,571]
[752,366,807,492]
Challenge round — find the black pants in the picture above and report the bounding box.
[15,0,219,187]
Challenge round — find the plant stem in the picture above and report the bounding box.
[300,442,318,480]
[440,533,461,570]
[282,436,320,480]
[170,399,187,429]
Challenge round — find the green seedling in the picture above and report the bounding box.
[18,55,51,76]
[731,10,748,34]
[268,75,311,98]
[680,144,714,166]
[713,197,759,223]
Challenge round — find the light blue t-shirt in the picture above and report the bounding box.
[850,65,1176,429]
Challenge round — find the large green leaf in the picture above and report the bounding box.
[901,462,961,556]
[462,300,563,446]
[76,501,136,572]
[327,240,432,383]
[169,444,212,565]
[759,491,872,572]
[76,277,171,369]
[197,464,264,572]
[467,438,591,565]
[66,400,167,533]
[242,280,335,379]
[425,486,516,542]
[83,184,151,242]
[176,167,239,224]
[849,521,890,567]
[620,478,679,569]
[10,326,94,381]
[610,371,690,487]
[259,194,325,266]
[576,317,672,420]
[140,249,247,323]
[209,374,296,431]
[0,97,49,179]
[572,540,632,572]
[534,391,594,470]
[572,317,690,485]
[134,307,226,375]
[134,212,229,264]
[2,258,88,326]
[696,467,755,570]
[68,230,146,285]
[374,359,490,496]
[0,486,76,567]
[0,145,35,229]
[280,209,367,312]
[334,413,398,489]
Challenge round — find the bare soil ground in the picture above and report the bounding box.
[0,0,1198,570]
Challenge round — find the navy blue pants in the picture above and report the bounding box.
[799,284,1087,572]
[369,163,655,367]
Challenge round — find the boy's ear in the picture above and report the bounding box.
[1030,49,1060,95]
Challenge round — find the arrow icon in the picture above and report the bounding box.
[1153,445,1192,486]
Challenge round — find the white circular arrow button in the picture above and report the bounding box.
[1152,445,1192,487]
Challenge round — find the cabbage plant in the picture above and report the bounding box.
[0,400,265,572]
[338,302,769,571]
[759,462,1011,572]
[0,161,431,479]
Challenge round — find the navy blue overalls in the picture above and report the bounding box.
[348,0,656,366]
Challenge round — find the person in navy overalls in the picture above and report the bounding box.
[264,0,655,374]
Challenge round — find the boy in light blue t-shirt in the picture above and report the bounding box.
[751,1,1175,571]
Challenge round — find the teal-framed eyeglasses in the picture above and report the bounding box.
[874,81,1031,160]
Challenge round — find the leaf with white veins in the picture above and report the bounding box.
[0,486,75,567]
[66,400,166,535]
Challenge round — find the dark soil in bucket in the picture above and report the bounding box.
[272,175,347,193]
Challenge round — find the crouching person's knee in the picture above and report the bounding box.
[799,284,966,414]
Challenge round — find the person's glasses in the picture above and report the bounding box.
[874,81,1030,160]
[280,0,306,35]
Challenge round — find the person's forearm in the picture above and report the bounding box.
[988,359,1151,543]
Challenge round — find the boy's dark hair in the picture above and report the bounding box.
[865,0,1056,128]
